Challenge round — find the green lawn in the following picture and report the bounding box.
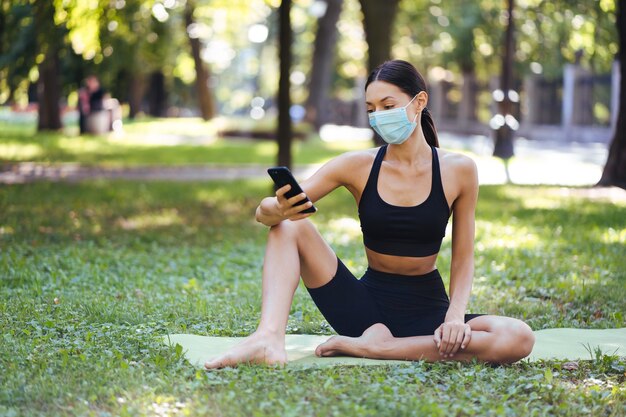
[1,180,625,416]
[0,118,369,166]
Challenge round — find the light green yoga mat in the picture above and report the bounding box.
[164,328,626,368]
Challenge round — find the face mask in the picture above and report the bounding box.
[368,94,419,145]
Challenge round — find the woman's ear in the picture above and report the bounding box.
[416,91,429,112]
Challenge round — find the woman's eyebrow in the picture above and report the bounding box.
[365,96,395,105]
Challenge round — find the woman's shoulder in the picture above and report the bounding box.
[326,147,380,169]
[437,148,477,174]
[319,147,380,183]
[437,148,478,191]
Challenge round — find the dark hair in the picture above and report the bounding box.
[365,60,439,147]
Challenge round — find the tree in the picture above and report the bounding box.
[184,0,215,120]
[599,0,626,189]
[492,0,515,162]
[359,0,400,145]
[0,1,37,106]
[305,0,343,130]
[359,0,400,73]
[34,1,63,131]
[277,0,292,168]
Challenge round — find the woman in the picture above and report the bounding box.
[205,60,535,369]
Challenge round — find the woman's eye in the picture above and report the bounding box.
[384,105,394,110]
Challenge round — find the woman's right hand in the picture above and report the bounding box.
[274,184,315,221]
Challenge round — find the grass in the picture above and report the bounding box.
[0,118,370,166]
[1,178,625,416]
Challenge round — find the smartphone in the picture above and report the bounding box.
[267,166,317,214]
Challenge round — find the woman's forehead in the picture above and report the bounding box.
[365,81,406,103]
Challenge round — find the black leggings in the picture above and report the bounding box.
[306,258,484,337]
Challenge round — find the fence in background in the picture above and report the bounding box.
[323,62,618,144]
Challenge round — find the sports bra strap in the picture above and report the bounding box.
[431,146,444,194]
[366,145,388,189]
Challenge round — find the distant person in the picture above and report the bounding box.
[78,75,104,134]
[78,75,121,134]
[205,60,535,369]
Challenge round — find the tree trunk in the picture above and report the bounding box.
[34,1,62,131]
[277,0,292,169]
[37,48,62,131]
[128,72,145,119]
[185,1,215,120]
[147,70,167,117]
[458,69,477,125]
[493,0,515,161]
[305,0,342,130]
[0,0,6,57]
[359,0,399,73]
[359,0,400,146]
[598,0,626,189]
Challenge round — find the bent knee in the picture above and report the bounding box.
[511,321,535,360]
[491,320,535,364]
[269,218,312,238]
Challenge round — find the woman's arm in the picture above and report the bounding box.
[255,151,369,227]
[447,158,478,320]
[433,155,479,357]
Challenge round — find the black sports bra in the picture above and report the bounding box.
[358,145,450,257]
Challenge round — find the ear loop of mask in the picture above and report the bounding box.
[406,94,419,123]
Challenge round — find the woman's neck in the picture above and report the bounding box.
[386,130,431,166]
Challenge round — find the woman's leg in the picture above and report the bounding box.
[316,315,535,364]
[205,219,338,369]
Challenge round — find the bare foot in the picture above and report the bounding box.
[315,323,395,359]
[204,332,287,369]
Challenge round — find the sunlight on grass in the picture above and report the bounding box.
[518,196,564,210]
[0,142,44,159]
[123,117,218,136]
[476,221,541,250]
[255,141,278,158]
[601,227,626,244]
[57,136,112,154]
[324,217,362,246]
[116,209,184,230]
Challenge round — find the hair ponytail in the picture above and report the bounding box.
[366,60,440,147]
[420,107,439,148]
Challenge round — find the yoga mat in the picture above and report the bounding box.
[164,328,626,368]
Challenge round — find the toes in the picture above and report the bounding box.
[204,354,232,369]
[204,359,224,369]
[316,336,344,357]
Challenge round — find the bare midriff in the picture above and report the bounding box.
[365,247,438,276]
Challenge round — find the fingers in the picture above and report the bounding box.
[437,323,472,358]
[286,193,310,207]
[433,325,442,349]
[448,330,464,356]
[461,325,472,350]
[283,200,313,218]
[440,325,452,356]
[275,184,291,199]
[275,186,314,219]
[276,185,308,206]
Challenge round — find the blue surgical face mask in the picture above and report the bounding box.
[368,94,419,145]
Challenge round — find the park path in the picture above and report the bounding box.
[2,133,625,203]
[0,162,279,183]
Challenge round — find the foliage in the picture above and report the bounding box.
[0,0,618,116]
[395,0,618,81]
[1,177,625,416]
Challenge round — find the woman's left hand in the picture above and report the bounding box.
[433,319,472,358]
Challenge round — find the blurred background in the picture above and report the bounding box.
[0,0,624,187]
